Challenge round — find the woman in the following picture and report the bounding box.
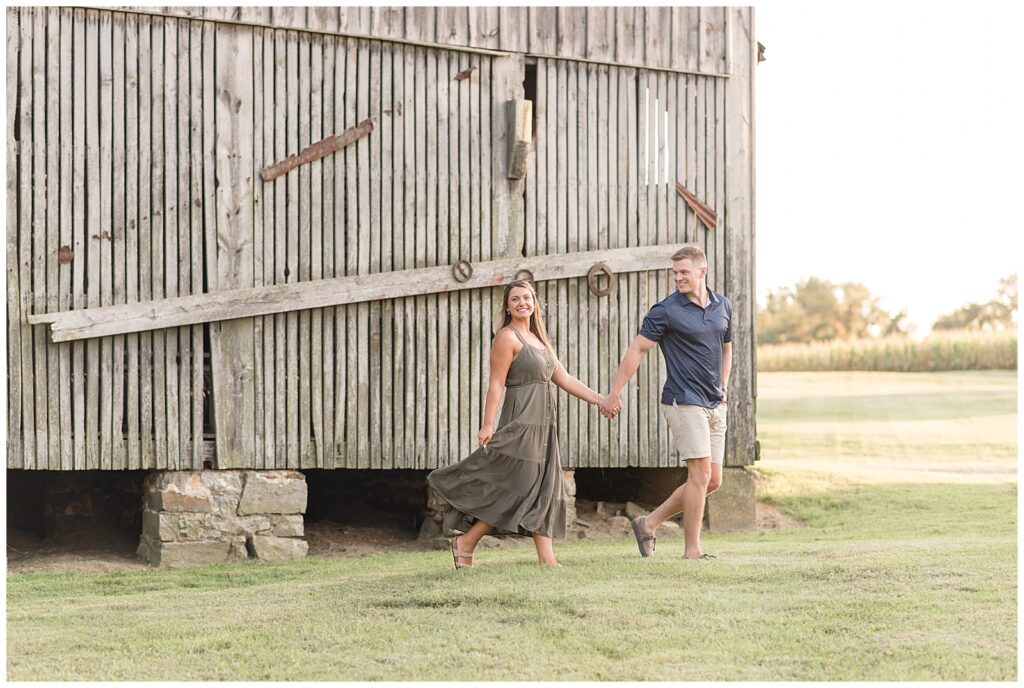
[427,280,608,568]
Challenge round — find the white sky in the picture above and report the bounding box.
[755,1,1024,333]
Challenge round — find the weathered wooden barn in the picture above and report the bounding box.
[7,6,757,562]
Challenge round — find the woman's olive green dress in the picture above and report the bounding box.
[427,327,567,539]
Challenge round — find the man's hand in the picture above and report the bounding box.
[598,393,622,419]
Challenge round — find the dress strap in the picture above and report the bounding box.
[506,326,530,346]
[507,326,553,365]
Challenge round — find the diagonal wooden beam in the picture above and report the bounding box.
[29,244,677,342]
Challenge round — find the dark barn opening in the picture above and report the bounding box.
[573,467,691,527]
[302,469,431,553]
[574,467,688,505]
[523,60,538,137]
[6,470,146,563]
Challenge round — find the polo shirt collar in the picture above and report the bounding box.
[675,287,720,309]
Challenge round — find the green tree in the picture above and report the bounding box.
[933,274,1017,331]
[758,277,909,344]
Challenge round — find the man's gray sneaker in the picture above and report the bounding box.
[630,516,656,557]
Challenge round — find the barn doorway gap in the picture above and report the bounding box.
[521,61,538,257]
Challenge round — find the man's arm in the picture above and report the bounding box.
[600,334,657,413]
[721,341,732,402]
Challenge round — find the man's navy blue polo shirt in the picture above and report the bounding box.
[639,288,732,408]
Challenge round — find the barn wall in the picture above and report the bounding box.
[8,8,208,471]
[120,6,732,76]
[7,6,757,471]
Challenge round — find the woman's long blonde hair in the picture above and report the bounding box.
[499,280,553,351]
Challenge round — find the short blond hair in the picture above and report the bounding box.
[671,244,707,266]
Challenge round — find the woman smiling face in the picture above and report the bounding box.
[507,285,536,321]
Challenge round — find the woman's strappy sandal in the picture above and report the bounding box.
[450,534,473,570]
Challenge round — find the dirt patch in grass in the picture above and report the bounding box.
[756,502,803,530]
[7,499,801,574]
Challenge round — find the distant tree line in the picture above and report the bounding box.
[932,274,1017,332]
[757,277,908,344]
[757,275,1017,345]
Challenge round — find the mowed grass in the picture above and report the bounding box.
[7,371,1018,681]
[758,370,1017,481]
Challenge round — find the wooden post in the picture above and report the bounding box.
[7,8,24,469]
[210,23,255,469]
[724,7,756,467]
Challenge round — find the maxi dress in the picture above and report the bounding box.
[427,327,568,539]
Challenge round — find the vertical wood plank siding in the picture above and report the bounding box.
[8,8,213,470]
[8,6,756,470]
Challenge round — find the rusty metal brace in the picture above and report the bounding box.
[260,118,375,182]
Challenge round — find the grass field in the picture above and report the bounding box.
[6,371,1017,681]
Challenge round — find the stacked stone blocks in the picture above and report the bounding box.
[138,470,308,567]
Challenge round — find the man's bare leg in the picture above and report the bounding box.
[679,458,712,558]
[643,462,722,530]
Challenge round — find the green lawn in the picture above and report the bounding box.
[6,371,1017,681]
[757,370,1017,482]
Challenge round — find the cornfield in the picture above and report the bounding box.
[757,329,1018,372]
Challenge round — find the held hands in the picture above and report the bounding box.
[597,393,623,419]
[477,423,494,448]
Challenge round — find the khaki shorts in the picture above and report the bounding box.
[661,402,728,464]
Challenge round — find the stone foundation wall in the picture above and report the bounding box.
[562,470,577,527]
[138,470,308,568]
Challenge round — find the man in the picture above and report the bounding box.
[599,245,732,560]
